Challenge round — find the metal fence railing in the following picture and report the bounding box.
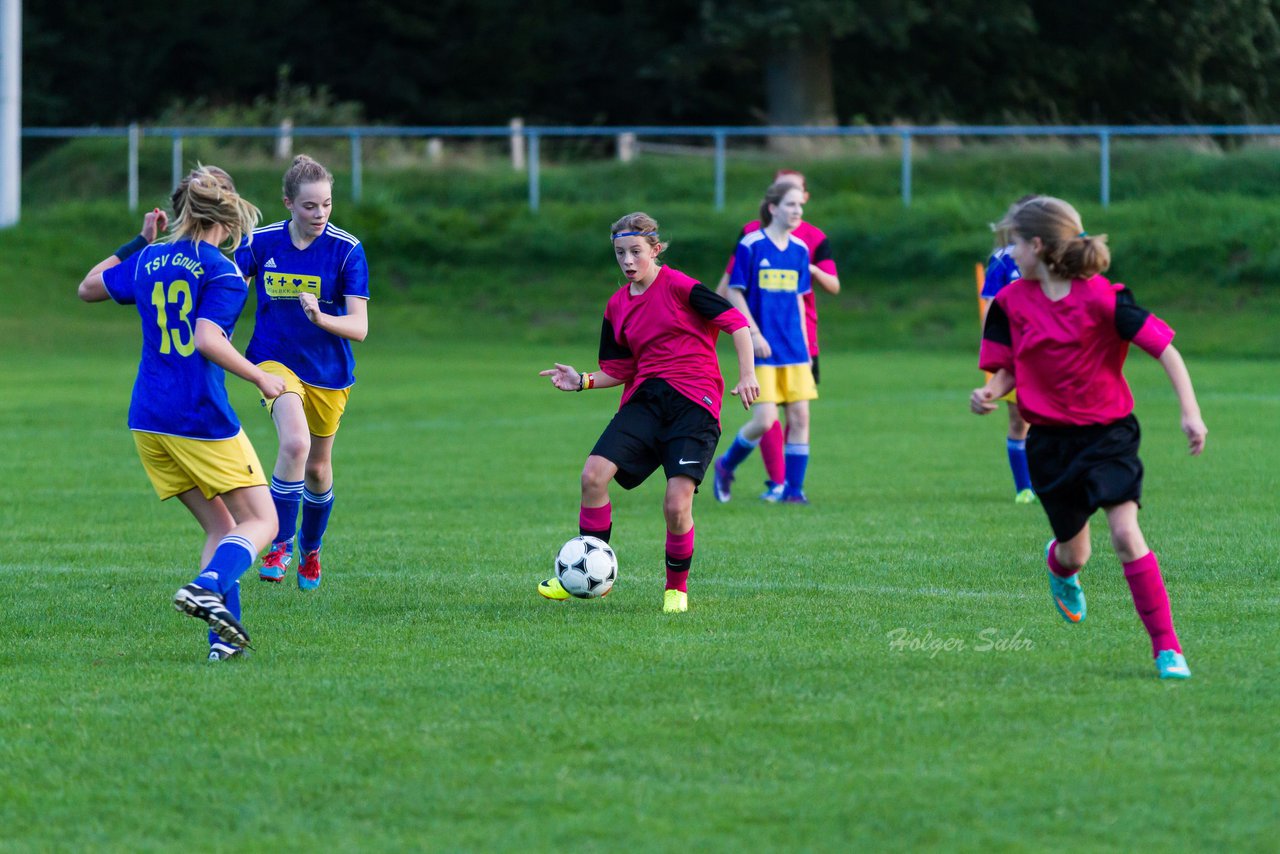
[22,123,1280,213]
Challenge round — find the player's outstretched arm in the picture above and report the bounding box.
[539,363,623,393]
[194,320,286,400]
[1157,344,1207,455]
[971,369,1014,415]
[727,326,759,410]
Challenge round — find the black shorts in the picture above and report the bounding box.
[1026,414,1144,542]
[811,354,821,385]
[591,379,721,490]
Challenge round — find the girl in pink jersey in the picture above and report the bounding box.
[538,213,758,612]
[971,196,1207,679]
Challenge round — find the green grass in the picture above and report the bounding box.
[1,320,1277,849]
[2,146,1278,848]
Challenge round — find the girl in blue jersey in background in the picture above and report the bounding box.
[78,165,285,660]
[713,181,817,504]
[236,155,370,591]
[977,195,1037,504]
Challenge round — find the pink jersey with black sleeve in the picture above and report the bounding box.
[724,220,836,356]
[598,265,748,422]
[979,275,1175,427]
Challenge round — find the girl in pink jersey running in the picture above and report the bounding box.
[538,213,758,612]
[972,196,1207,679]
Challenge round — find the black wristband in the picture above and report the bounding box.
[113,234,149,261]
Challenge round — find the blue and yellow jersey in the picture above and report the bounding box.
[728,230,812,366]
[982,246,1021,299]
[236,221,370,389]
[102,239,248,440]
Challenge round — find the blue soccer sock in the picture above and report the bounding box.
[194,535,257,594]
[1007,437,1033,493]
[783,443,810,494]
[720,429,761,473]
[299,486,334,554]
[270,475,305,545]
[208,580,242,648]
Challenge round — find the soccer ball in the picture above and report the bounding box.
[555,536,618,599]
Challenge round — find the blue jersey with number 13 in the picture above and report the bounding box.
[102,239,248,440]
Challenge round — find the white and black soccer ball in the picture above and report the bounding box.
[555,535,618,599]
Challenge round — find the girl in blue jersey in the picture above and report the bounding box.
[78,165,285,660]
[235,155,370,591]
[978,196,1037,504]
[713,181,817,504]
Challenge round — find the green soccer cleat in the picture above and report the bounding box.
[662,589,688,613]
[1155,649,1191,680]
[1046,540,1086,624]
[538,576,571,601]
[1015,488,1037,504]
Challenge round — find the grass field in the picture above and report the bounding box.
[1,313,1277,849]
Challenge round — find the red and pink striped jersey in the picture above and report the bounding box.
[979,275,1174,427]
[724,220,836,355]
[598,265,748,422]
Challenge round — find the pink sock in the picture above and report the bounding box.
[1123,551,1181,657]
[1046,539,1076,578]
[760,420,786,485]
[579,502,611,540]
[665,527,694,592]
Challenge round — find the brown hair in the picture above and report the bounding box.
[759,180,804,227]
[609,212,665,254]
[283,154,335,200]
[165,164,260,252]
[999,196,1111,279]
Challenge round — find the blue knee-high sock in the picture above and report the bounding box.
[299,487,334,554]
[1007,437,1033,493]
[720,430,760,473]
[270,476,305,545]
[783,443,810,493]
[194,535,257,594]
[209,581,241,647]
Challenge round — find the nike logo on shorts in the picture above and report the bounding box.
[678,458,700,465]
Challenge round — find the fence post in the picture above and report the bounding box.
[900,129,912,207]
[714,131,726,211]
[527,130,540,212]
[617,131,636,162]
[510,117,525,171]
[276,118,293,160]
[350,132,363,203]
[128,122,140,212]
[171,136,182,190]
[1099,130,1111,208]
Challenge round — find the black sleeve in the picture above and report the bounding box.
[811,237,833,265]
[598,316,633,362]
[982,298,1012,346]
[687,283,736,320]
[1113,287,1151,341]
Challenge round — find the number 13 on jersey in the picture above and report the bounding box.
[151,279,195,356]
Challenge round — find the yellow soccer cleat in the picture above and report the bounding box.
[1015,489,1038,505]
[662,589,688,613]
[538,576,572,601]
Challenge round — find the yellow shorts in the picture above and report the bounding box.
[757,364,818,405]
[982,370,1018,404]
[133,429,266,501]
[258,361,352,437]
